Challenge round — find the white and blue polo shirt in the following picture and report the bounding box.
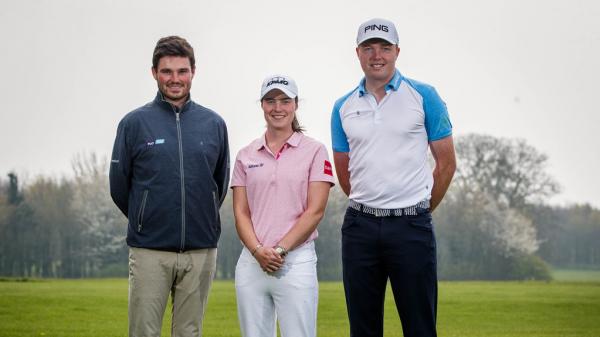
[331,69,452,209]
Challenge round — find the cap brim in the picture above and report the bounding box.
[260,85,297,99]
[357,35,398,46]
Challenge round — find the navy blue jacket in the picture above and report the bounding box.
[109,93,230,252]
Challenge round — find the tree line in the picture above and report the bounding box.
[1,134,599,280]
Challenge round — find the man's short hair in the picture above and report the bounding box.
[152,36,195,70]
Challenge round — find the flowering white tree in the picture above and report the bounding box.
[71,152,126,275]
[434,133,557,280]
[475,192,539,256]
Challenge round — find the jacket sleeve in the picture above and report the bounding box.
[214,120,230,207]
[109,119,132,217]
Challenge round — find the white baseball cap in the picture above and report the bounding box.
[356,18,399,46]
[260,74,298,99]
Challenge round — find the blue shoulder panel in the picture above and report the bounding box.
[330,88,357,152]
[404,77,452,141]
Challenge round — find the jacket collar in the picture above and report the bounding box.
[154,91,193,113]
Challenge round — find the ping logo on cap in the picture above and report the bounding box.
[266,77,289,87]
[357,18,399,45]
[364,24,389,33]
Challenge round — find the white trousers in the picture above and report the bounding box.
[235,241,318,337]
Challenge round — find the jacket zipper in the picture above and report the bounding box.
[137,189,149,232]
[175,112,186,251]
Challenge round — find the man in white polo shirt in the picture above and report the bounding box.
[330,18,456,337]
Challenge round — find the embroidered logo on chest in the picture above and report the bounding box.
[248,163,264,169]
[146,138,165,147]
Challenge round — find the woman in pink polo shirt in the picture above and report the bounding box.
[231,74,334,337]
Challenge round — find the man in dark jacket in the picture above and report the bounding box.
[109,36,230,337]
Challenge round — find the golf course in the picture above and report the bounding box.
[1,272,599,337]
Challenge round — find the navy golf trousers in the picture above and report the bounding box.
[342,207,437,337]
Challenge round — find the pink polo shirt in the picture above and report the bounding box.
[231,132,335,248]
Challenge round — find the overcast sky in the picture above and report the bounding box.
[1,0,599,207]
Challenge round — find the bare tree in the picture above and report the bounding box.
[25,176,77,277]
[454,134,560,209]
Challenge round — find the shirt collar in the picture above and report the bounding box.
[358,69,402,97]
[255,132,303,151]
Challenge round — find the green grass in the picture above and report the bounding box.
[552,269,600,282]
[0,279,599,337]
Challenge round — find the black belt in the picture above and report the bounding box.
[349,199,430,217]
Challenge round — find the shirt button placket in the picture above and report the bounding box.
[271,158,277,185]
[374,107,382,124]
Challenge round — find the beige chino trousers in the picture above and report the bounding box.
[128,247,217,337]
